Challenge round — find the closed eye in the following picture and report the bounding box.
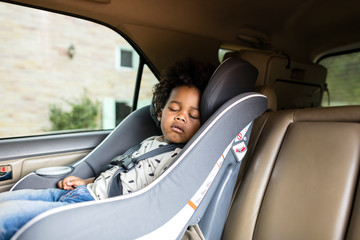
[168,107,179,112]
[189,113,200,120]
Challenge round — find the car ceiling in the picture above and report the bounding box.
[4,0,360,71]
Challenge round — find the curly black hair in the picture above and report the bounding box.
[152,58,215,118]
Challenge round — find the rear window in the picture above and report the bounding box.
[319,51,360,106]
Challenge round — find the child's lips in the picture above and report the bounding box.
[171,123,184,133]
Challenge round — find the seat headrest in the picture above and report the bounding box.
[200,57,258,122]
[150,57,258,125]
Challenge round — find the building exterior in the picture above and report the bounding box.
[0,2,157,138]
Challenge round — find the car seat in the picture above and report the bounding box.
[11,57,268,240]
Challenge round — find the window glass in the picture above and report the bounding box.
[137,65,159,109]
[319,51,360,106]
[0,2,156,138]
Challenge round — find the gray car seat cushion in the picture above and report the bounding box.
[201,57,258,121]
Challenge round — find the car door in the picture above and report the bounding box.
[0,2,158,192]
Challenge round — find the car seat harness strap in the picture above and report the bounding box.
[110,143,184,171]
[106,143,184,197]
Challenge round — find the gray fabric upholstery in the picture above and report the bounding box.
[201,57,258,122]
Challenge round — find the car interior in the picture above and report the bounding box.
[0,0,360,239]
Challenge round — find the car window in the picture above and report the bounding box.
[0,2,158,138]
[138,64,159,109]
[319,51,360,106]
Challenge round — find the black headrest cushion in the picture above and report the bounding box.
[200,57,258,122]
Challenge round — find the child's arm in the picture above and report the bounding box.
[58,176,95,190]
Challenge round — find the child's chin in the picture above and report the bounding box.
[166,136,185,144]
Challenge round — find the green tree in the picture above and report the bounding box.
[49,91,99,131]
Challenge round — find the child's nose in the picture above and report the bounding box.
[175,113,186,123]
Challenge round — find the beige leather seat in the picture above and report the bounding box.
[223,105,360,240]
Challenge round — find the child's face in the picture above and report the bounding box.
[159,85,201,144]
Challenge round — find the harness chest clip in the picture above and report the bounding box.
[111,155,136,171]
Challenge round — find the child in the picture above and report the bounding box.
[0,59,214,240]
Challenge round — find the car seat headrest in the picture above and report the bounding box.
[150,57,258,126]
[200,57,258,122]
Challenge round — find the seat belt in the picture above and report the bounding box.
[110,143,184,172]
[107,142,184,197]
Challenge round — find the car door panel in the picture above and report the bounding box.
[0,131,110,192]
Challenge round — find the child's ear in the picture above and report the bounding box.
[156,111,162,127]
[157,111,162,122]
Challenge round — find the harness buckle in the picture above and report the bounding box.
[110,155,135,171]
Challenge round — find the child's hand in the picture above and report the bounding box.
[58,176,87,190]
